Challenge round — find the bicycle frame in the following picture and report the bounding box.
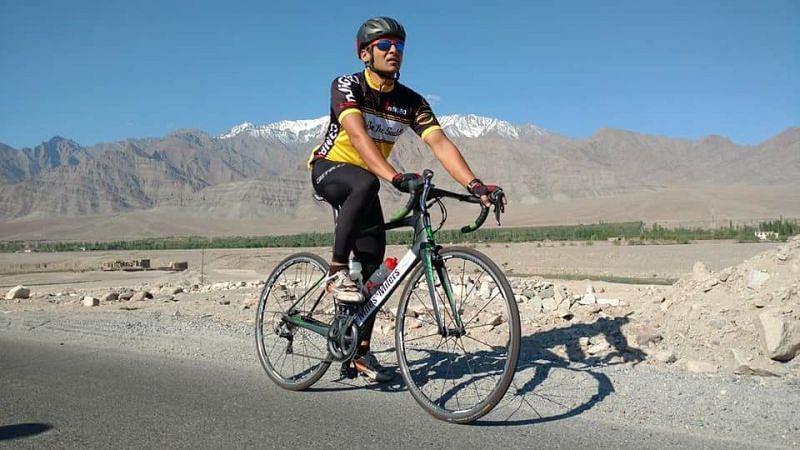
[283,178,475,338]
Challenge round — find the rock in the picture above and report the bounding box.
[484,314,505,327]
[219,298,231,305]
[529,296,543,313]
[586,342,610,355]
[101,292,119,302]
[478,283,492,299]
[410,304,428,317]
[514,294,527,304]
[379,323,395,336]
[579,294,597,305]
[746,270,770,290]
[5,285,30,300]
[597,298,621,307]
[118,291,134,301]
[82,296,99,307]
[634,326,663,346]
[757,311,800,362]
[653,349,677,364]
[554,286,569,304]
[406,318,423,329]
[539,285,555,299]
[588,305,603,314]
[710,319,729,330]
[130,291,152,302]
[171,286,184,295]
[686,360,717,374]
[751,296,770,309]
[541,297,558,312]
[692,262,712,281]
[556,299,572,319]
[585,284,596,294]
[718,268,732,282]
[730,349,787,377]
[777,246,791,262]
[578,337,590,347]
[701,278,719,292]
[211,282,229,291]
[589,335,608,346]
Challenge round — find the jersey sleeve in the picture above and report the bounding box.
[330,75,363,123]
[411,94,442,140]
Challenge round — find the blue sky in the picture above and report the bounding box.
[1,0,798,148]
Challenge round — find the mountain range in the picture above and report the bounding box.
[1,115,798,239]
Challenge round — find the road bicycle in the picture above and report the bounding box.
[255,170,520,424]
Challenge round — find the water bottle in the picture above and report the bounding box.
[364,257,398,298]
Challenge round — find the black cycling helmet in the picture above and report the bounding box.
[355,17,406,57]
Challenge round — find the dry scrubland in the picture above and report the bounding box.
[3,239,799,380]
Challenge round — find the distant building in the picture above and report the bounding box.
[755,231,779,241]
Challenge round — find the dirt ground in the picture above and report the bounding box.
[0,240,778,284]
[2,239,798,381]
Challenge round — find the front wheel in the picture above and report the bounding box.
[395,247,520,424]
[256,252,334,390]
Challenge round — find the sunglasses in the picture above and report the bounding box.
[371,38,405,53]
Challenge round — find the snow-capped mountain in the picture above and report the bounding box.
[218,117,329,143]
[438,114,548,138]
[218,114,548,143]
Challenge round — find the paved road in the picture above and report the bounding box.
[0,336,758,449]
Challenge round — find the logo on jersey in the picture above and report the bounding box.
[384,102,408,115]
[336,76,358,103]
[364,113,405,142]
[318,123,340,155]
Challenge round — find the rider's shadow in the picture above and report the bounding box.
[479,315,646,426]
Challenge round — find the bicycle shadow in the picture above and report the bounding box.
[307,347,409,394]
[480,315,645,426]
[308,316,646,426]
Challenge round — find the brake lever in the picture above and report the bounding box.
[492,190,505,226]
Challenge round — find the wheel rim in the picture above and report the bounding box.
[398,250,518,419]
[257,256,333,386]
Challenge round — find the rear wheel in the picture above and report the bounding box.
[395,247,520,423]
[256,253,334,390]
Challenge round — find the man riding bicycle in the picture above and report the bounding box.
[308,16,505,382]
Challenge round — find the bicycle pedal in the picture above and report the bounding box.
[339,362,357,379]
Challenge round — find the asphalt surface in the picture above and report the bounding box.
[0,334,769,450]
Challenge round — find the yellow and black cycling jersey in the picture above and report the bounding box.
[308,70,442,170]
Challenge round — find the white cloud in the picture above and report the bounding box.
[424,94,441,105]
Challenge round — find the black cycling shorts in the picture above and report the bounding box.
[311,159,386,275]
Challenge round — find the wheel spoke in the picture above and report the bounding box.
[256,254,333,390]
[397,248,520,423]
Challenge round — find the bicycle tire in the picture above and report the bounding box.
[395,247,520,423]
[256,252,333,390]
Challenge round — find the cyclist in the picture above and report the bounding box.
[308,16,505,382]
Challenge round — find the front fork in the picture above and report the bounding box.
[422,243,465,337]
